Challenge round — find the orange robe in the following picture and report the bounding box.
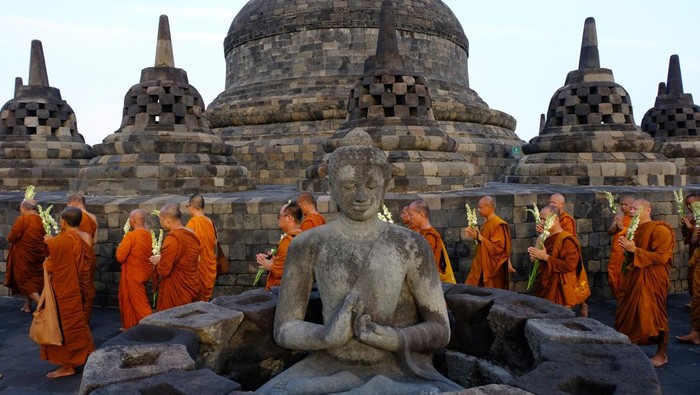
[681,213,697,297]
[5,213,47,295]
[186,216,217,301]
[465,215,511,289]
[40,230,95,367]
[607,215,631,299]
[301,212,326,231]
[78,214,97,320]
[266,229,302,290]
[156,227,201,311]
[418,227,456,284]
[559,211,577,238]
[615,221,674,345]
[534,231,581,307]
[688,247,700,331]
[116,228,153,330]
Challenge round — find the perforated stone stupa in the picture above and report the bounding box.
[0,40,94,191]
[506,17,680,186]
[207,0,521,185]
[74,15,253,196]
[641,55,700,184]
[302,0,475,193]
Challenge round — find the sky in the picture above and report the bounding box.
[0,0,698,146]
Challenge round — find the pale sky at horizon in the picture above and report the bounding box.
[0,0,698,147]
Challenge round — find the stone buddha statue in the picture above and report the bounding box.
[258,129,461,394]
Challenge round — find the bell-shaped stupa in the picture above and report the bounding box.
[302,0,475,192]
[506,17,679,186]
[0,40,95,191]
[75,15,254,196]
[207,0,520,185]
[641,55,700,183]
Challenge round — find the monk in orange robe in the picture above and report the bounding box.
[529,205,583,307]
[617,199,674,367]
[40,206,95,379]
[68,194,97,321]
[408,199,456,284]
[256,202,303,290]
[5,199,46,312]
[677,245,700,345]
[186,194,217,301]
[297,192,326,231]
[400,205,415,230]
[465,196,512,289]
[150,203,201,311]
[607,195,634,299]
[681,193,700,309]
[547,193,587,316]
[116,209,153,330]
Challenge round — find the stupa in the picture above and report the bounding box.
[207,0,521,185]
[0,40,94,191]
[506,18,680,186]
[302,0,475,193]
[641,55,700,184]
[74,15,254,196]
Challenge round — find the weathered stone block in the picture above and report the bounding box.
[79,344,194,395]
[100,324,200,360]
[91,368,242,395]
[139,301,244,373]
[524,317,630,359]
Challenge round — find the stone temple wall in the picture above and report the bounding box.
[0,185,693,306]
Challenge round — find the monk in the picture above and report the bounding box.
[256,202,302,290]
[617,199,674,367]
[297,192,326,231]
[465,196,512,289]
[40,207,95,379]
[258,129,461,393]
[67,194,97,321]
[681,193,700,309]
[185,194,217,301]
[5,199,46,313]
[607,195,634,299]
[677,245,700,345]
[408,199,456,284]
[547,193,587,317]
[528,205,584,308]
[116,209,153,330]
[149,203,201,311]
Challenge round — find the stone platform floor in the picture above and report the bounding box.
[0,294,697,394]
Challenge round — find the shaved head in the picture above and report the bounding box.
[540,205,560,218]
[297,192,316,206]
[630,198,652,222]
[21,199,37,211]
[160,203,181,220]
[188,194,204,210]
[61,206,83,227]
[130,209,146,226]
[549,193,565,211]
[409,200,430,217]
[67,193,86,207]
[479,196,495,208]
[633,199,651,211]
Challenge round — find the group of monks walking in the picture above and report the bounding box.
[3,189,698,376]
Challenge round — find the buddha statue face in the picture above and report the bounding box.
[331,163,387,222]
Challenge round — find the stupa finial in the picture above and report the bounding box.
[578,17,600,70]
[28,40,49,86]
[154,15,174,67]
[376,0,400,58]
[657,82,666,96]
[14,77,23,98]
[666,54,683,96]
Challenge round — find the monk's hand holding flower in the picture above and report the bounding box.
[618,236,636,253]
[465,226,479,240]
[528,246,548,262]
[256,253,274,271]
[149,254,161,266]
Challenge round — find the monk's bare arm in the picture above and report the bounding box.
[274,241,355,350]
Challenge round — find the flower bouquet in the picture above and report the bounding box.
[621,210,641,274]
[525,203,540,226]
[254,233,286,286]
[123,218,131,235]
[465,203,478,245]
[37,204,59,236]
[603,191,617,214]
[24,185,36,201]
[377,204,394,223]
[527,213,557,291]
[673,189,685,217]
